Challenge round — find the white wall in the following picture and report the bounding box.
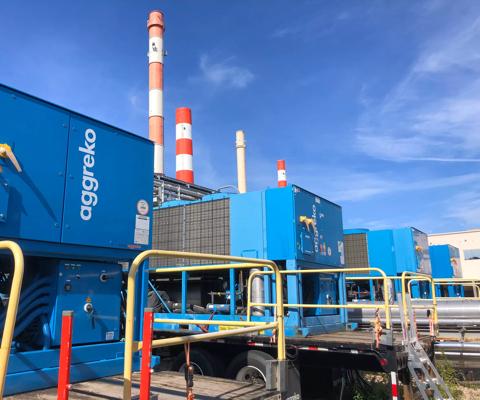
[429,230,480,278]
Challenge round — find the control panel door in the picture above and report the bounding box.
[62,115,153,249]
[51,261,122,345]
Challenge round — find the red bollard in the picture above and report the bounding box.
[140,308,154,400]
[57,310,74,400]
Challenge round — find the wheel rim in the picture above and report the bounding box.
[235,365,266,385]
[178,361,205,376]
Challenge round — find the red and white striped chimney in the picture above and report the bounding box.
[277,159,287,187]
[147,11,165,175]
[175,107,194,183]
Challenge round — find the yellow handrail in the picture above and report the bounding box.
[401,272,437,330]
[123,250,285,400]
[0,241,24,398]
[246,267,393,329]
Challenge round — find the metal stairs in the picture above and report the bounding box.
[397,294,454,400]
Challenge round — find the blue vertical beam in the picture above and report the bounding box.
[286,259,300,328]
[229,268,235,316]
[181,271,188,314]
[369,279,375,301]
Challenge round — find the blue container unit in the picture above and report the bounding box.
[0,84,154,395]
[231,186,346,335]
[153,185,346,336]
[429,245,464,297]
[344,227,432,299]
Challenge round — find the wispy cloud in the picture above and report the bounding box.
[197,54,254,89]
[327,172,479,202]
[271,10,352,39]
[357,15,480,163]
[445,187,480,227]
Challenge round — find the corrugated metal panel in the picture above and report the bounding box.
[151,198,230,267]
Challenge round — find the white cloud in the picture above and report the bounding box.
[357,16,480,163]
[198,55,254,89]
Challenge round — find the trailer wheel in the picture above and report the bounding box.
[226,350,273,385]
[171,348,223,377]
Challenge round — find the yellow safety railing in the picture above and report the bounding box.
[123,250,285,400]
[0,241,24,398]
[401,272,437,330]
[433,278,480,299]
[246,267,393,329]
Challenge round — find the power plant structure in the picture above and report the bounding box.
[0,6,477,400]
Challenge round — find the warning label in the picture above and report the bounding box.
[134,215,150,245]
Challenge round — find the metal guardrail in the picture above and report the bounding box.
[346,273,438,334]
[400,272,438,331]
[123,250,286,400]
[0,241,24,398]
[246,267,393,330]
[434,278,480,298]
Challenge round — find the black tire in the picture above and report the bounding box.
[171,348,223,377]
[226,350,273,384]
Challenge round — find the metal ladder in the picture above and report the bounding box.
[397,294,453,400]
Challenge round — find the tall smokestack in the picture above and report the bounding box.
[277,159,287,187]
[236,130,247,193]
[175,107,194,183]
[148,11,165,174]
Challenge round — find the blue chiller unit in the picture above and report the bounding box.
[344,227,432,299]
[429,244,464,297]
[0,84,153,395]
[151,185,347,336]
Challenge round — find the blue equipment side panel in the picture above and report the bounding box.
[0,85,69,242]
[265,185,344,266]
[230,191,266,258]
[62,115,153,249]
[366,230,396,276]
[430,244,461,278]
[264,187,295,261]
[51,261,122,345]
[392,228,416,273]
[393,228,431,274]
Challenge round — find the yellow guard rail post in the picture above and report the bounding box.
[123,250,285,400]
[401,272,438,331]
[0,241,24,398]
[246,267,393,330]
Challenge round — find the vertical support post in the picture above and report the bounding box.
[390,371,398,400]
[140,308,154,400]
[181,271,188,314]
[229,269,236,316]
[369,278,375,301]
[57,311,74,400]
[338,273,347,324]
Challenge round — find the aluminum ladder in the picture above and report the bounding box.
[397,294,453,400]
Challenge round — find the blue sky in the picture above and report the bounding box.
[1,1,479,233]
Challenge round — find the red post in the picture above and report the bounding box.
[140,308,154,400]
[57,310,74,400]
